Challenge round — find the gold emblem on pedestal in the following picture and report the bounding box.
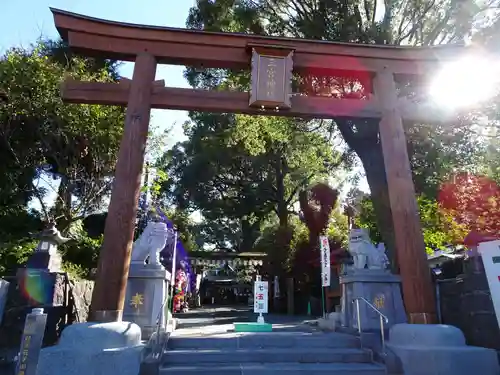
[373,294,385,310]
[130,293,144,309]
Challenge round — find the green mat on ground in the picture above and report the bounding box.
[233,322,273,332]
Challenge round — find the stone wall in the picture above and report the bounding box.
[68,279,94,323]
[438,257,500,350]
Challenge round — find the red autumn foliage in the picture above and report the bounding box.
[463,230,499,248]
[299,183,338,243]
[295,183,350,269]
[438,172,500,237]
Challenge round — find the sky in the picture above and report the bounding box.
[0,0,193,145]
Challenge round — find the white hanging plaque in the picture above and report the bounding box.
[320,235,331,287]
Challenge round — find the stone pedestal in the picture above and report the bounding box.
[123,263,171,339]
[340,269,406,331]
[386,324,500,375]
[37,322,143,375]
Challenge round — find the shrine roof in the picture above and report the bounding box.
[50,7,468,71]
[188,251,267,260]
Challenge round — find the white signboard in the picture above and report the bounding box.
[253,280,269,314]
[478,240,500,328]
[320,235,331,287]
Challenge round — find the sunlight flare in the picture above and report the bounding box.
[430,54,500,109]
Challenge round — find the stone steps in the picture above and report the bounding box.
[168,332,361,350]
[163,347,372,364]
[162,332,385,375]
[160,362,386,375]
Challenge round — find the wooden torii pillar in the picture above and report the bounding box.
[374,69,434,324]
[89,54,157,321]
[49,8,470,323]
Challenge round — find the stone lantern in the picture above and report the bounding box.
[26,223,69,273]
[11,223,71,317]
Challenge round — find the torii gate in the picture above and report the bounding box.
[51,8,466,324]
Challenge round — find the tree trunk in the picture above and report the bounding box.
[277,203,288,227]
[240,218,261,253]
[275,154,288,228]
[359,143,398,271]
[54,175,73,232]
[336,119,398,271]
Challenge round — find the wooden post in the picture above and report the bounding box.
[287,277,294,315]
[344,205,355,230]
[90,53,157,322]
[373,67,436,324]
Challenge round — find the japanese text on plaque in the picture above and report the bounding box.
[266,58,278,98]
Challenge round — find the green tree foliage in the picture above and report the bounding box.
[357,195,468,254]
[406,123,482,199]
[252,203,348,287]
[0,205,43,275]
[135,164,199,253]
[478,128,500,184]
[61,220,103,279]
[253,216,307,277]
[0,40,125,230]
[0,40,125,276]
[158,112,350,251]
[184,0,499,263]
[161,208,199,253]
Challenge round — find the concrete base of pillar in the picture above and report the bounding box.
[386,324,500,375]
[37,322,144,375]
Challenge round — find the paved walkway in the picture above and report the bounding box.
[172,306,319,337]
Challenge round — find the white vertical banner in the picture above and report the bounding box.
[254,280,269,314]
[320,235,331,287]
[478,240,500,328]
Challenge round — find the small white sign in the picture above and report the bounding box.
[478,240,500,328]
[253,280,269,314]
[320,235,331,287]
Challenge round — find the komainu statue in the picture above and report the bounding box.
[371,243,389,270]
[131,221,169,266]
[348,228,389,270]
